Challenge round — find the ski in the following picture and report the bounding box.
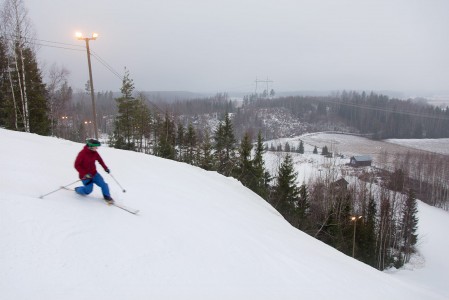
[109,202,139,215]
[61,186,139,215]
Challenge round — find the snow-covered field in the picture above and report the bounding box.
[1,128,448,299]
[386,138,449,155]
[270,133,449,169]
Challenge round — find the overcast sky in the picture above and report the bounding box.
[26,0,449,95]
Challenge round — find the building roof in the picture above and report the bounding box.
[351,155,372,162]
[333,178,349,186]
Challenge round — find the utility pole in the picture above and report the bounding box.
[76,32,99,139]
[351,215,362,257]
[255,77,274,97]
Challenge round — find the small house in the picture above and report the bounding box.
[350,155,372,167]
[332,178,349,190]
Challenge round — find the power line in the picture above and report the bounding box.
[5,35,123,81]
[3,35,84,52]
[24,36,84,48]
[90,51,122,80]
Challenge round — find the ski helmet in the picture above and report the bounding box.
[86,138,101,147]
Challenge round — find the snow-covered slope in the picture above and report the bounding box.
[0,129,446,300]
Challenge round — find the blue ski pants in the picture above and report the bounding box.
[75,173,111,198]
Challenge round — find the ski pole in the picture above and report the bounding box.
[39,179,81,199]
[109,173,126,193]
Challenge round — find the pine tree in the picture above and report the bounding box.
[358,196,377,266]
[133,97,152,153]
[157,112,176,159]
[333,194,353,254]
[110,70,152,152]
[273,153,300,221]
[298,140,304,154]
[313,146,318,154]
[222,113,236,162]
[236,131,254,187]
[22,48,50,135]
[176,122,186,161]
[213,113,236,175]
[199,129,215,171]
[251,131,270,199]
[185,123,197,165]
[111,69,138,150]
[296,183,310,229]
[401,189,418,263]
[213,122,225,170]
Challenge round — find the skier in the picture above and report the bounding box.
[74,138,114,204]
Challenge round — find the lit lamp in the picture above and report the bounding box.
[350,215,363,257]
[76,31,99,139]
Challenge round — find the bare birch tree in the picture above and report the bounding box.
[1,0,35,132]
[47,64,71,136]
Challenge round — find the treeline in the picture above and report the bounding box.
[163,92,235,116]
[232,92,449,140]
[333,91,449,139]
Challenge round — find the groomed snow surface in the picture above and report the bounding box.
[1,129,448,300]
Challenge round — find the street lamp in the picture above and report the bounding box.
[76,31,99,139]
[350,215,363,257]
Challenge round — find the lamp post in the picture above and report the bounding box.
[350,215,362,257]
[76,32,99,139]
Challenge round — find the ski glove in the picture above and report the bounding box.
[105,168,110,173]
[83,174,92,179]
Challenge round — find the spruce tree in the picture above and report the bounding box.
[236,131,254,187]
[176,122,186,161]
[20,48,50,135]
[222,113,236,162]
[185,123,197,165]
[358,196,377,266]
[157,112,176,159]
[111,70,151,152]
[298,140,304,154]
[111,69,138,150]
[213,113,236,175]
[213,122,225,171]
[199,129,215,171]
[133,98,152,153]
[401,189,418,264]
[273,153,300,221]
[252,131,270,199]
[296,183,310,229]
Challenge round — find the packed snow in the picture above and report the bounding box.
[1,128,448,299]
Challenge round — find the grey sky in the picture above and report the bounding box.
[27,0,449,95]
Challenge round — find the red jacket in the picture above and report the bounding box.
[74,146,108,179]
